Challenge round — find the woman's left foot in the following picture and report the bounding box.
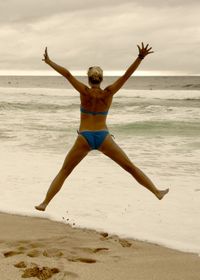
[35,202,48,211]
[156,188,169,200]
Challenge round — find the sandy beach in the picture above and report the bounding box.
[0,212,199,280]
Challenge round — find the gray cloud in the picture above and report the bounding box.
[0,0,200,74]
[0,0,133,24]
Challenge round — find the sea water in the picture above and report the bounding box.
[0,76,200,254]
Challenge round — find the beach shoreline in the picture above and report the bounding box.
[1,82,200,278]
[0,212,199,280]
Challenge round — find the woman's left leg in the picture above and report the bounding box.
[98,135,169,200]
[35,135,90,211]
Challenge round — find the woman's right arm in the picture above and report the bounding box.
[43,47,89,94]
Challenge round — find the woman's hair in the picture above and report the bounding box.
[87,66,103,84]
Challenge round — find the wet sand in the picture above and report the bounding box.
[0,212,199,280]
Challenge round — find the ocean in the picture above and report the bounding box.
[0,75,200,254]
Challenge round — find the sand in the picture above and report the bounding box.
[0,212,199,280]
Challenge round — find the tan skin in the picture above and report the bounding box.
[35,43,169,211]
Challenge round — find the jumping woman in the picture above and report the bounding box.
[35,43,169,211]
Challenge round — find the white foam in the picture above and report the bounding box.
[0,146,200,254]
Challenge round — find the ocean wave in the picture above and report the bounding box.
[0,101,79,111]
[183,84,200,89]
[119,90,200,101]
[111,120,200,136]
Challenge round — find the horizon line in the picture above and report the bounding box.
[0,70,199,76]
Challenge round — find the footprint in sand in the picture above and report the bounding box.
[17,246,27,252]
[118,239,132,248]
[43,248,63,258]
[14,261,27,268]
[100,232,109,238]
[21,265,60,280]
[4,244,64,258]
[76,247,109,254]
[27,249,41,257]
[67,257,97,264]
[93,247,109,253]
[13,262,60,279]
[3,250,23,257]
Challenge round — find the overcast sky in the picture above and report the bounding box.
[0,0,200,75]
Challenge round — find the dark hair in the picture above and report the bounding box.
[88,75,103,84]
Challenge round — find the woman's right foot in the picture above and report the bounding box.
[156,188,169,200]
[35,202,48,211]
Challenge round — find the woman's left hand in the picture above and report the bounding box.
[137,42,154,59]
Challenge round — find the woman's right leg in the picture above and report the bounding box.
[99,135,169,200]
[35,135,90,211]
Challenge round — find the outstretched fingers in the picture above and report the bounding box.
[141,42,144,49]
[42,46,49,62]
[137,44,141,52]
[137,42,154,58]
[142,43,152,52]
[147,46,154,54]
[42,47,46,61]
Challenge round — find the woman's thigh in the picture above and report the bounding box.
[98,134,134,172]
[61,135,90,171]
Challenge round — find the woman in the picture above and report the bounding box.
[35,43,169,211]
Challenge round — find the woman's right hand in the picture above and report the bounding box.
[42,47,50,64]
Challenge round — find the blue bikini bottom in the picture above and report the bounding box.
[77,130,109,150]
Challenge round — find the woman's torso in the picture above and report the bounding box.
[79,88,113,131]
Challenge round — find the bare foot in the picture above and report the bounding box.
[35,202,48,211]
[156,188,169,200]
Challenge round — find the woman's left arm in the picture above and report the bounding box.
[43,47,89,94]
[104,43,153,95]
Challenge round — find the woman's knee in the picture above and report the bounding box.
[59,167,71,178]
[60,161,77,177]
[120,160,135,174]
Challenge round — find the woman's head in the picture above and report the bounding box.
[87,66,103,85]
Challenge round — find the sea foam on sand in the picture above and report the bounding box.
[1,146,200,255]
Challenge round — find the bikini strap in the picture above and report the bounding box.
[80,106,108,115]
